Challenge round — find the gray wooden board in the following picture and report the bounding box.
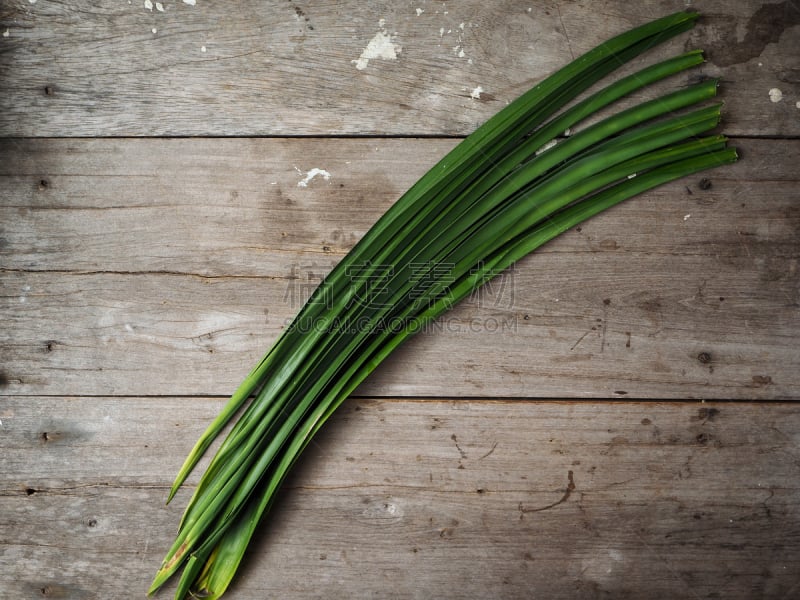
[0,0,797,137]
[1,0,798,598]
[1,397,799,599]
[1,137,798,399]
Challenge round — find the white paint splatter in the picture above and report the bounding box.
[151,27,157,34]
[201,45,207,52]
[627,173,637,179]
[758,62,763,67]
[470,86,483,100]
[2,29,8,38]
[458,48,465,58]
[183,0,196,5]
[297,168,332,187]
[144,0,152,10]
[796,101,800,109]
[459,22,465,30]
[155,2,164,11]
[564,127,572,136]
[769,87,783,103]
[439,27,445,37]
[416,8,424,16]
[28,0,36,4]
[353,21,401,70]
[683,214,691,221]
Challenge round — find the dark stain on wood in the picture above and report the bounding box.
[697,352,712,364]
[752,375,773,386]
[599,239,618,250]
[694,2,800,67]
[38,430,65,444]
[290,1,314,30]
[43,340,62,353]
[696,432,712,445]
[695,407,721,422]
[451,434,468,459]
[518,471,575,515]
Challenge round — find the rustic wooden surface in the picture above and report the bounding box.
[1,0,799,599]
[1,137,798,400]
[0,0,798,137]
[3,398,800,599]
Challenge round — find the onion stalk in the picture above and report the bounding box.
[149,11,737,598]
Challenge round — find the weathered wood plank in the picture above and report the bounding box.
[1,137,798,398]
[0,0,796,137]
[1,137,797,275]
[1,397,799,598]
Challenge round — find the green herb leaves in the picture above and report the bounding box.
[150,11,736,598]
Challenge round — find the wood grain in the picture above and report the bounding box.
[1,1,798,598]
[1,137,797,275]
[0,0,796,137]
[1,396,799,599]
[1,137,798,399]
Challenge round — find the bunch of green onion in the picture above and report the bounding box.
[150,10,737,598]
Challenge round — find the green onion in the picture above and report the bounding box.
[149,11,737,599]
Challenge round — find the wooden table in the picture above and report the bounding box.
[2,1,798,598]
